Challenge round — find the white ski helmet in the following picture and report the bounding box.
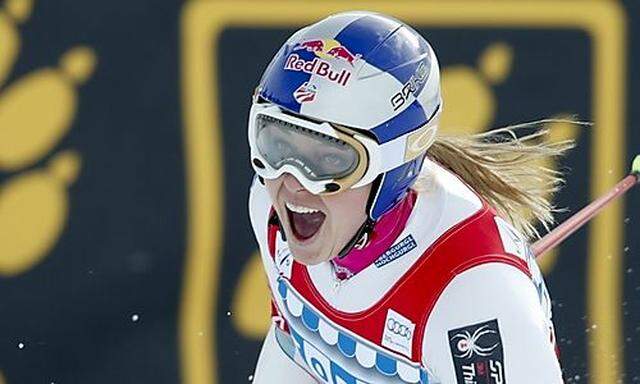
[249,11,442,221]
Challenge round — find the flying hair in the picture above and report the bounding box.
[418,119,587,239]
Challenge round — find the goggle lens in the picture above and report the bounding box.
[255,115,359,181]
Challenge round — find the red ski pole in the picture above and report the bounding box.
[531,155,640,259]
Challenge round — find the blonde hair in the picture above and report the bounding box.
[422,121,581,239]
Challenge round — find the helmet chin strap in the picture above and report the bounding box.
[336,175,383,258]
[337,217,376,258]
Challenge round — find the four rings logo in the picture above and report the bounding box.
[381,309,415,358]
[386,318,412,340]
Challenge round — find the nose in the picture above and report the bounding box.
[282,174,308,193]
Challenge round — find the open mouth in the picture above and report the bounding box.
[285,201,326,241]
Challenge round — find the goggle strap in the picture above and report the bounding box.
[354,135,409,187]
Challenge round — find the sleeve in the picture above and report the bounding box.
[252,324,318,384]
[421,262,563,384]
[248,176,281,288]
[248,176,271,256]
[248,178,283,319]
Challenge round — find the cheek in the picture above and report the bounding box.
[328,186,371,213]
[323,186,370,233]
[263,179,280,201]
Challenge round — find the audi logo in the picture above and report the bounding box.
[386,319,412,340]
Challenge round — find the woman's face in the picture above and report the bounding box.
[265,175,371,265]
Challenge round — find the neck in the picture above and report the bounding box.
[332,190,417,279]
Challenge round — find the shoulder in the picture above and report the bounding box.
[249,177,275,262]
[424,158,484,218]
[409,160,528,272]
[407,158,502,261]
[249,177,272,240]
[413,159,535,271]
[399,159,488,267]
[411,158,484,234]
[425,262,540,330]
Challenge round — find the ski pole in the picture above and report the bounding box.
[532,155,640,259]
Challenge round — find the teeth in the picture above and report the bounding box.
[286,202,320,214]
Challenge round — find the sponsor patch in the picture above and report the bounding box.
[381,309,415,358]
[448,319,505,384]
[374,235,417,268]
[293,82,317,103]
[390,61,430,111]
[275,232,293,278]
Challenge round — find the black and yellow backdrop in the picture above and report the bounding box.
[0,0,638,383]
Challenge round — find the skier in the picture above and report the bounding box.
[248,11,567,383]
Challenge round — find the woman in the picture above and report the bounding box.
[248,11,567,383]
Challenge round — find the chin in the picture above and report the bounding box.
[289,243,328,266]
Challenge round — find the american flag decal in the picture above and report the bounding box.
[293,82,317,103]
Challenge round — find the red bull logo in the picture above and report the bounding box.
[297,39,325,53]
[326,46,357,65]
[293,39,359,66]
[285,39,359,87]
[284,54,352,87]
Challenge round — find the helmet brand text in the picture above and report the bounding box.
[390,62,429,111]
[284,54,352,87]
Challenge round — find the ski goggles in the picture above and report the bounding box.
[248,103,439,195]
